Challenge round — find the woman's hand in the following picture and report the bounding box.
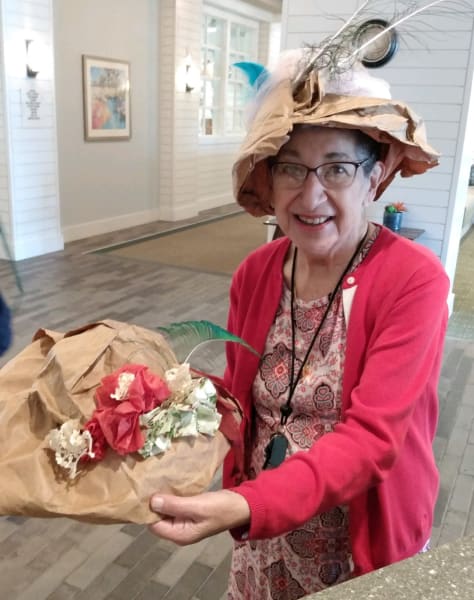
[148,490,251,545]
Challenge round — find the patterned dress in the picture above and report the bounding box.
[227,226,379,600]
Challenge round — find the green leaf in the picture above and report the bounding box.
[157,320,260,364]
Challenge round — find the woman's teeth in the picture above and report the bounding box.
[298,215,330,225]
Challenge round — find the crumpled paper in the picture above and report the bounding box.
[0,320,241,524]
[233,69,440,216]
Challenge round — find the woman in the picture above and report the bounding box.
[148,51,450,598]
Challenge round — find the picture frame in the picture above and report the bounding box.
[82,55,131,141]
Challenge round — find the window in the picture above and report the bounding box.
[200,10,258,137]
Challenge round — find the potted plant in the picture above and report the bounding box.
[383,202,407,232]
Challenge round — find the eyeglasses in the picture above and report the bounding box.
[270,157,372,191]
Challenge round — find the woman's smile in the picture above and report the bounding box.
[295,214,333,226]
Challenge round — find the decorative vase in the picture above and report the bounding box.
[383,211,403,232]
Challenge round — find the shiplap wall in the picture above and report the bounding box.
[0,45,10,244]
[0,0,63,260]
[158,0,201,221]
[281,0,474,271]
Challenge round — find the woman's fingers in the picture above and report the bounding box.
[148,494,205,545]
[148,491,251,545]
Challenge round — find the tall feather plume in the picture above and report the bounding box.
[157,320,260,366]
[291,0,471,93]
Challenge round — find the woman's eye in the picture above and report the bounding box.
[327,164,348,176]
[282,164,305,178]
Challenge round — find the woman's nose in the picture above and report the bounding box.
[300,171,327,205]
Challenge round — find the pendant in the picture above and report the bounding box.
[262,433,289,470]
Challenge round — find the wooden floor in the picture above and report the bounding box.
[0,210,473,600]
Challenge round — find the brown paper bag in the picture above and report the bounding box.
[0,320,241,524]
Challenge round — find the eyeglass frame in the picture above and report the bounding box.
[269,156,373,190]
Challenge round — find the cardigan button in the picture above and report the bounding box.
[347,276,356,285]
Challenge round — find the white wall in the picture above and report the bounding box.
[54,0,160,242]
[0,43,10,243]
[281,0,474,286]
[0,0,63,260]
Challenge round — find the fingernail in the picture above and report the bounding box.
[151,496,164,512]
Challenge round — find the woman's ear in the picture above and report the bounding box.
[366,161,386,204]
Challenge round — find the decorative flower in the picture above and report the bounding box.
[95,363,171,412]
[46,419,94,478]
[81,417,107,462]
[46,363,223,478]
[94,404,144,456]
[164,363,194,401]
[385,201,407,213]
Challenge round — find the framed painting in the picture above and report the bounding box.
[82,55,131,141]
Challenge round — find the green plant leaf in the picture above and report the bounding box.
[157,320,260,364]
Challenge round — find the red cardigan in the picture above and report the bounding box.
[222,226,449,577]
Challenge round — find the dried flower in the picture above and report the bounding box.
[46,420,94,479]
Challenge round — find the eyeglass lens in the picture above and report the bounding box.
[271,161,363,190]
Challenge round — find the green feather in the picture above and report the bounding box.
[157,320,260,364]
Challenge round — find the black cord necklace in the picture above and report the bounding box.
[262,230,369,470]
[283,231,369,426]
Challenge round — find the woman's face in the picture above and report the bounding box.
[271,126,385,263]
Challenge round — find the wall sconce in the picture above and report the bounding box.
[25,39,44,78]
[185,54,195,93]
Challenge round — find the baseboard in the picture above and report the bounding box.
[62,209,162,242]
[198,193,234,213]
[158,204,199,222]
[9,231,64,261]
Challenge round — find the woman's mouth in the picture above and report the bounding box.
[296,215,332,226]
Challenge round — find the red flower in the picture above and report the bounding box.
[94,404,144,455]
[80,417,108,463]
[80,364,172,458]
[95,364,170,412]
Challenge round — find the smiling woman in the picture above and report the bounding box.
[148,43,450,600]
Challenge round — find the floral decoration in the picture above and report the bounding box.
[46,362,222,479]
[384,201,407,213]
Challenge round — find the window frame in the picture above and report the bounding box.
[200,6,259,138]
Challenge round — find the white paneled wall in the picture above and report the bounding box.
[197,140,236,211]
[158,0,202,221]
[0,0,63,259]
[0,60,11,241]
[281,0,474,283]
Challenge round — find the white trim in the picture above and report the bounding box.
[447,292,455,317]
[159,204,199,222]
[342,286,357,327]
[62,209,162,243]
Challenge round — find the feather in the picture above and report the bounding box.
[291,0,471,91]
[233,61,269,88]
[157,320,260,365]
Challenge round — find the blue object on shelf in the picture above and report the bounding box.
[383,211,403,232]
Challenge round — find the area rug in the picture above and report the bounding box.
[97,212,269,276]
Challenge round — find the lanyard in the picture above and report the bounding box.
[279,232,368,427]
